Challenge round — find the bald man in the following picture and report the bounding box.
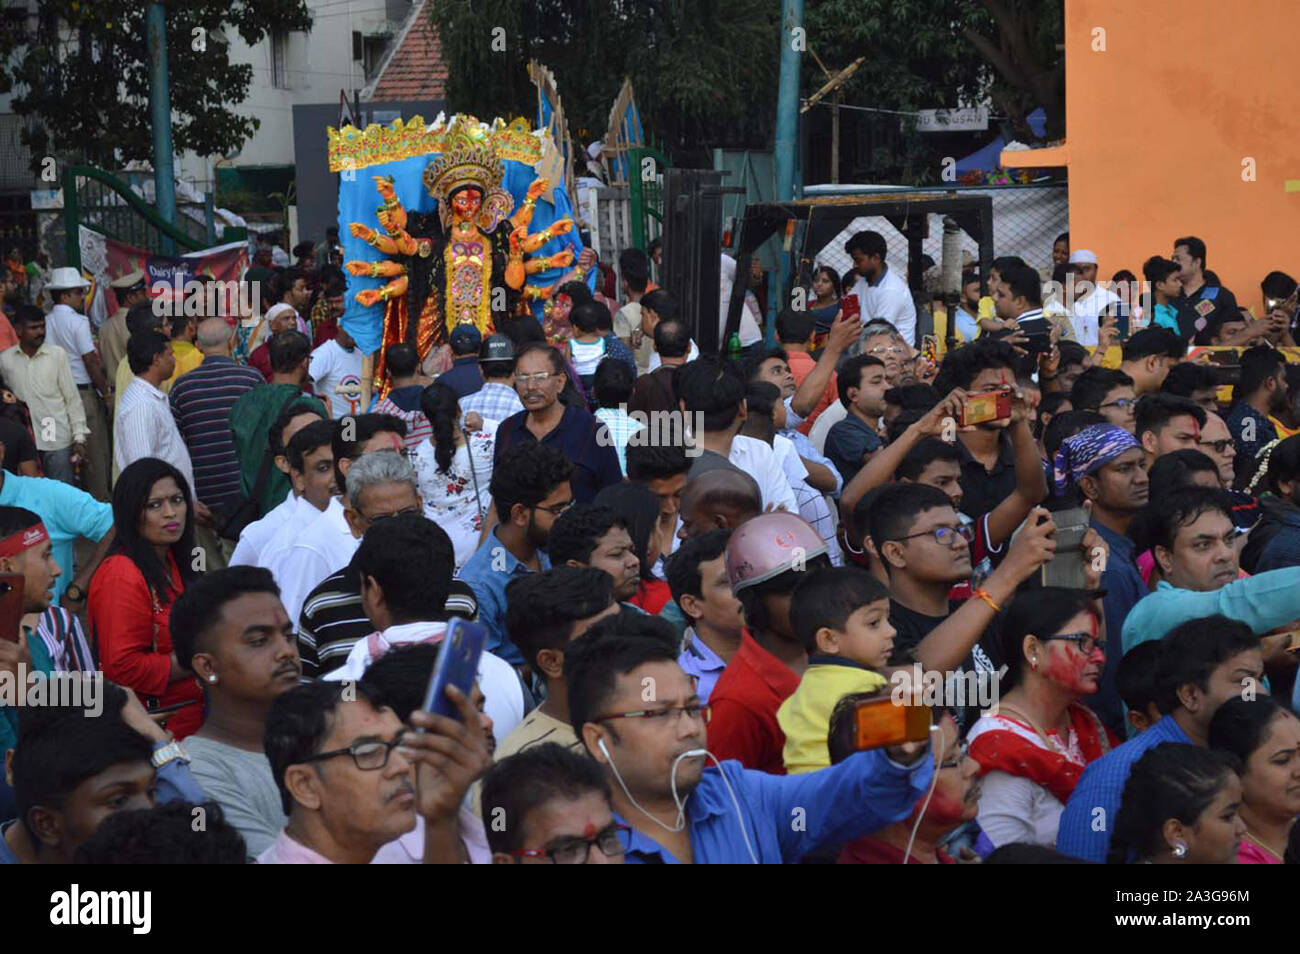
[169,317,267,567]
[677,468,763,540]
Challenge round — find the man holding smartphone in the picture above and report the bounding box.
[565,614,933,864]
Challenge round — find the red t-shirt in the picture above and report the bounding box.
[630,579,673,616]
[89,553,203,739]
[706,629,800,774]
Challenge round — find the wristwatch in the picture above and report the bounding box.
[63,583,85,603]
[151,740,190,769]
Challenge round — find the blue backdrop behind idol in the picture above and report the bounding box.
[328,114,591,360]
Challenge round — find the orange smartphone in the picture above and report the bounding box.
[957,388,1012,427]
[853,696,932,751]
[0,572,25,643]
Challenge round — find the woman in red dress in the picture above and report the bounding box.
[90,458,202,739]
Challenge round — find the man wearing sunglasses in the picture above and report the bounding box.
[1198,412,1237,488]
[482,742,625,864]
[261,678,492,864]
[563,614,932,864]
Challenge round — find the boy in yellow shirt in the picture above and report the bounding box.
[777,566,895,774]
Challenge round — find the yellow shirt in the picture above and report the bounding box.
[777,661,888,774]
[169,340,204,386]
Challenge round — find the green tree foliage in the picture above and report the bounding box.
[805,0,1063,182]
[431,0,781,166]
[1,1,312,171]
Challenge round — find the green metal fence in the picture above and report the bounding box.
[627,146,670,251]
[62,165,210,269]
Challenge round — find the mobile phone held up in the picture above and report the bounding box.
[420,618,487,722]
[0,572,24,643]
[1040,505,1089,589]
[840,293,861,321]
[957,388,1012,427]
[853,696,932,751]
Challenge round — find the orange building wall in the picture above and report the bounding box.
[1030,0,1300,311]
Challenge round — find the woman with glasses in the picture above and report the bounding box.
[414,382,497,573]
[1208,696,1300,864]
[967,587,1118,849]
[89,458,203,739]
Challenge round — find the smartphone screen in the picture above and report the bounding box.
[420,618,487,722]
[854,696,931,750]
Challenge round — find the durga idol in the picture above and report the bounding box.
[344,117,574,384]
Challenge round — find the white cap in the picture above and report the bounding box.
[265,303,296,324]
[46,266,90,291]
[1068,249,1098,265]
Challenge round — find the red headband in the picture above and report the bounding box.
[0,522,48,560]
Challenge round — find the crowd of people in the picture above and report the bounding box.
[0,226,1298,866]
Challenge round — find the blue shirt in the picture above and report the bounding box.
[823,412,881,485]
[455,527,550,666]
[1088,519,1147,738]
[678,630,727,703]
[436,357,484,399]
[1056,715,1192,863]
[494,403,623,504]
[0,472,113,603]
[1122,565,1300,653]
[618,747,933,864]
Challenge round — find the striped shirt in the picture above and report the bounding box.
[168,356,265,507]
[297,563,478,680]
[373,384,431,451]
[114,376,194,492]
[35,605,96,673]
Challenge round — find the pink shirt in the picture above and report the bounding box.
[257,813,491,864]
[1237,838,1283,864]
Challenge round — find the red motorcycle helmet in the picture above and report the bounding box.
[725,511,828,593]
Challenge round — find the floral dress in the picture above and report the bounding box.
[412,421,498,572]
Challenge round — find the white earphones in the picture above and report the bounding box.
[597,735,758,863]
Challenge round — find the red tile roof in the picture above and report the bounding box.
[369,2,447,102]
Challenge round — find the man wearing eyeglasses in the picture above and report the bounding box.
[866,482,1057,730]
[482,742,625,864]
[494,342,622,505]
[457,443,574,667]
[1070,366,1138,435]
[563,614,933,864]
[260,679,492,864]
